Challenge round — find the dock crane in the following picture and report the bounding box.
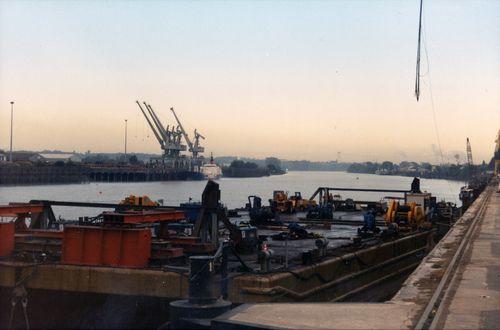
[495,130,500,176]
[136,101,165,151]
[194,129,205,157]
[170,107,205,159]
[136,101,187,160]
[466,137,474,181]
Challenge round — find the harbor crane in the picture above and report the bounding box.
[495,130,500,175]
[170,107,205,159]
[136,101,187,160]
[466,137,474,181]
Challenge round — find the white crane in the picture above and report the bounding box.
[170,107,205,159]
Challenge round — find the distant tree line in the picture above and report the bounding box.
[346,160,491,181]
[214,156,350,172]
[222,160,270,178]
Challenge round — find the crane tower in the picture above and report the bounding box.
[136,101,205,170]
[466,137,474,182]
[495,130,500,176]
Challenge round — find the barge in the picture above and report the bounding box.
[0,180,463,329]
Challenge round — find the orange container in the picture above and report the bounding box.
[0,222,15,257]
[62,226,151,268]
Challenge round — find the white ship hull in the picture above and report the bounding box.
[201,163,222,180]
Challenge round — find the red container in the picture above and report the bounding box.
[62,226,151,268]
[0,222,15,257]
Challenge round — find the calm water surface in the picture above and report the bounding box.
[0,171,464,219]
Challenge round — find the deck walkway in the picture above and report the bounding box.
[433,184,500,329]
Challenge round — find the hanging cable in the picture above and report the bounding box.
[415,0,424,101]
[421,14,455,197]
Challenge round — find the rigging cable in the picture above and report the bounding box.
[421,9,455,197]
[415,0,424,101]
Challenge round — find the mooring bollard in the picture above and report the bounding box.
[169,255,231,329]
[259,247,273,272]
[315,238,329,257]
[188,256,216,305]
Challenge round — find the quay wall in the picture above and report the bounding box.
[0,163,87,185]
[0,163,203,185]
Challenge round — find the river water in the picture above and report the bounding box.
[0,171,463,219]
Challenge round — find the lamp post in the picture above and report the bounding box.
[124,119,128,161]
[9,101,14,162]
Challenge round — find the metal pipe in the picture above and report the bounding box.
[124,119,128,159]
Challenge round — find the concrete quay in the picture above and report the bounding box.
[214,183,499,329]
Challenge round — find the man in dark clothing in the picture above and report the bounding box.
[411,177,421,193]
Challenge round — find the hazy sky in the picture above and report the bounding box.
[0,0,498,163]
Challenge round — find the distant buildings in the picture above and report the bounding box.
[38,153,82,163]
[0,150,6,162]
[5,151,82,164]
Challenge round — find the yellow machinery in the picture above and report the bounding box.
[271,191,294,213]
[119,195,159,207]
[385,200,426,229]
[289,192,317,211]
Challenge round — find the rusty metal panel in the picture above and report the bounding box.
[62,226,151,268]
[0,222,15,256]
[0,203,44,216]
[102,209,185,224]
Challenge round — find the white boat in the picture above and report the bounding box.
[201,154,222,180]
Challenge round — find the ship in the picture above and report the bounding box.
[200,153,222,180]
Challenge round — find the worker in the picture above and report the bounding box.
[411,177,421,193]
[357,209,380,238]
[362,209,376,232]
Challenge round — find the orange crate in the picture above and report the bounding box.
[0,222,15,257]
[62,226,151,268]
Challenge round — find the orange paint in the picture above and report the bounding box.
[62,226,151,268]
[0,222,15,257]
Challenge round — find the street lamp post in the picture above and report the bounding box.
[9,101,14,162]
[124,119,128,161]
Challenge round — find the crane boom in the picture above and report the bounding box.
[136,101,164,148]
[144,102,169,143]
[170,107,194,151]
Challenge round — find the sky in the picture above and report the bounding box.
[0,0,498,163]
